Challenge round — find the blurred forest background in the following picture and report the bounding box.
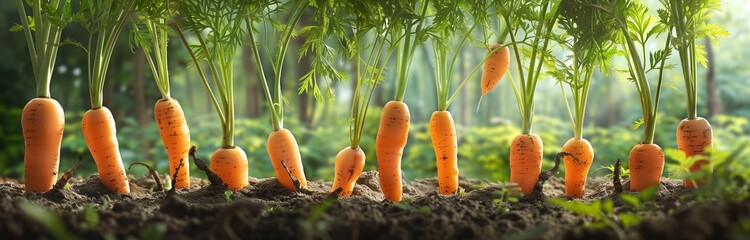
[1,0,749,182]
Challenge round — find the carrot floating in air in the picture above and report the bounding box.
[481,44,510,95]
[22,98,65,192]
[509,133,543,195]
[82,107,130,193]
[267,129,307,191]
[376,101,410,201]
[154,99,191,188]
[628,143,664,191]
[561,138,593,198]
[677,117,713,187]
[331,147,366,197]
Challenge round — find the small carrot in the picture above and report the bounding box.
[267,128,307,191]
[561,138,594,198]
[331,147,365,197]
[509,133,543,195]
[22,98,65,192]
[628,143,664,191]
[82,107,130,194]
[481,44,510,95]
[430,111,458,195]
[154,98,191,188]
[676,117,713,188]
[209,146,249,190]
[376,100,410,202]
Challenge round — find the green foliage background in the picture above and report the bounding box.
[0,0,749,182]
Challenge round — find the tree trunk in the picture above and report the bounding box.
[132,48,148,127]
[705,36,722,118]
[242,43,261,118]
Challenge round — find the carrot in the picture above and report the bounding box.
[154,98,191,189]
[82,107,130,194]
[22,98,65,192]
[481,44,510,95]
[375,100,410,201]
[677,117,713,188]
[509,133,543,195]
[628,143,664,191]
[209,146,249,190]
[430,111,458,195]
[267,128,307,191]
[331,147,365,197]
[561,138,594,198]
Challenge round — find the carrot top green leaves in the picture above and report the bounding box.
[174,0,250,148]
[662,0,728,119]
[131,0,175,100]
[13,0,73,98]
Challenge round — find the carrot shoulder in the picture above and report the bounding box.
[509,133,543,195]
[22,97,65,192]
[267,128,308,191]
[376,100,410,202]
[82,107,130,194]
[430,111,458,195]
[154,98,191,188]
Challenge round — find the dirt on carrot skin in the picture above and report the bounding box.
[0,171,747,240]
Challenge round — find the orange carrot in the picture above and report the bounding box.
[561,138,594,198]
[22,98,65,192]
[676,117,713,188]
[509,133,543,195]
[82,107,130,194]
[154,98,191,189]
[628,143,664,191]
[267,128,307,191]
[375,100,410,202]
[481,44,510,95]
[209,146,249,190]
[331,147,366,197]
[429,111,458,195]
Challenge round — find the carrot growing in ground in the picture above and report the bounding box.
[494,0,561,195]
[663,0,727,188]
[426,1,504,195]
[373,0,430,202]
[175,0,250,190]
[550,0,619,198]
[245,0,309,191]
[318,1,400,197]
[593,0,672,191]
[131,0,191,189]
[14,0,72,192]
[75,0,137,194]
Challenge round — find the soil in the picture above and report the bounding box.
[0,172,748,240]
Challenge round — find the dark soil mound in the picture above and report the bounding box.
[0,172,747,239]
